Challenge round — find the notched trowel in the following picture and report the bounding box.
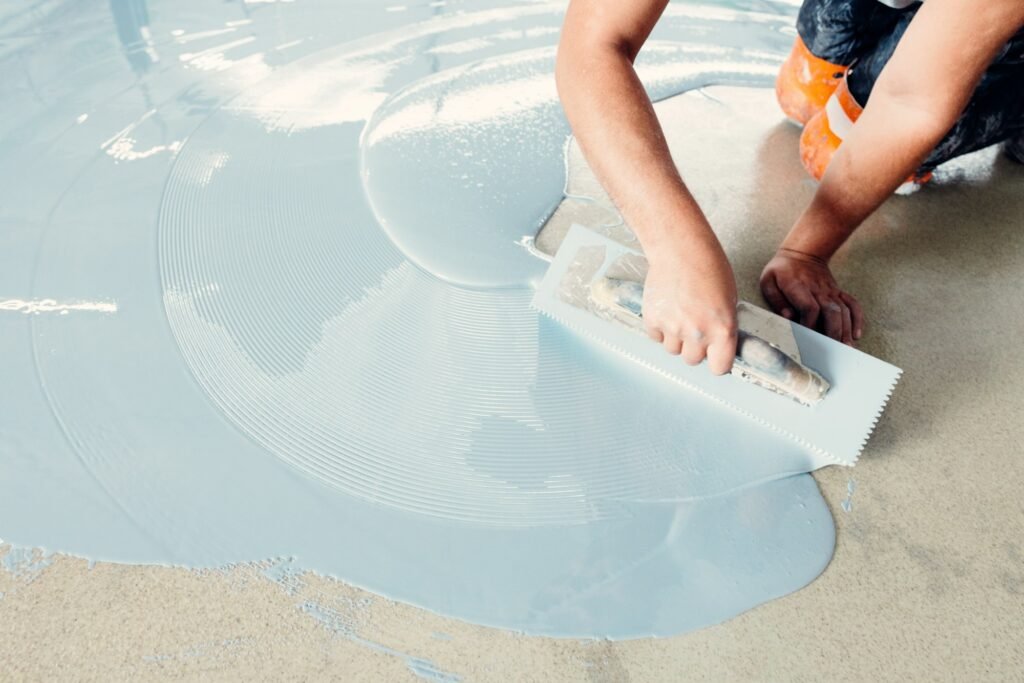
[532,224,902,466]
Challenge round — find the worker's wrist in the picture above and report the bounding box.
[777,219,838,262]
[645,228,723,268]
[779,200,854,264]
[642,213,720,261]
[776,246,830,267]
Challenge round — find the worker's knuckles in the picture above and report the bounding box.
[797,299,820,316]
[681,343,707,366]
[645,324,664,343]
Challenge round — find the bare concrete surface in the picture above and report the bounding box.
[3,88,1023,682]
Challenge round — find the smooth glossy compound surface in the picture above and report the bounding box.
[1,0,839,638]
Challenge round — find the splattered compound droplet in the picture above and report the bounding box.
[841,478,857,513]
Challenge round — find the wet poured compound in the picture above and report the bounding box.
[0,0,840,638]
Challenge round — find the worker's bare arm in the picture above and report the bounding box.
[557,0,737,374]
[762,0,1024,341]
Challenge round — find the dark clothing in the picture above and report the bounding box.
[797,0,1024,170]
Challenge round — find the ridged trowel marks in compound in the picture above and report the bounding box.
[532,224,902,466]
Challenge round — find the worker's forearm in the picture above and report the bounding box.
[555,46,718,261]
[782,98,952,260]
[781,0,1024,262]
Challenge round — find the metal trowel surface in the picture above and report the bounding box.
[531,224,902,466]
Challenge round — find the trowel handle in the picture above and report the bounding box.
[734,331,829,405]
[736,331,794,373]
[592,277,829,404]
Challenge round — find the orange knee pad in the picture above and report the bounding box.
[775,36,848,126]
[799,77,860,181]
[798,77,933,188]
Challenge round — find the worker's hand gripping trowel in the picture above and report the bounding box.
[589,276,830,406]
[531,225,901,466]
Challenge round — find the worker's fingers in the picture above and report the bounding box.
[681,337,708,366]
[840,291,864,340]
[662,334,683,356]
[820,298,844,341]
[840,300,853,345]
[760,273,793,319]
[779,282,820,329]
[646,325,664,344]
[705,332,737,376]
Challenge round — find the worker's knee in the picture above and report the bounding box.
[775,36,847,126]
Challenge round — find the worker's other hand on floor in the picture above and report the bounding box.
[642,241,738,375]
[760,249,862,345]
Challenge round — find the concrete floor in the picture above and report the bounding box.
[3,1,1024,680]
